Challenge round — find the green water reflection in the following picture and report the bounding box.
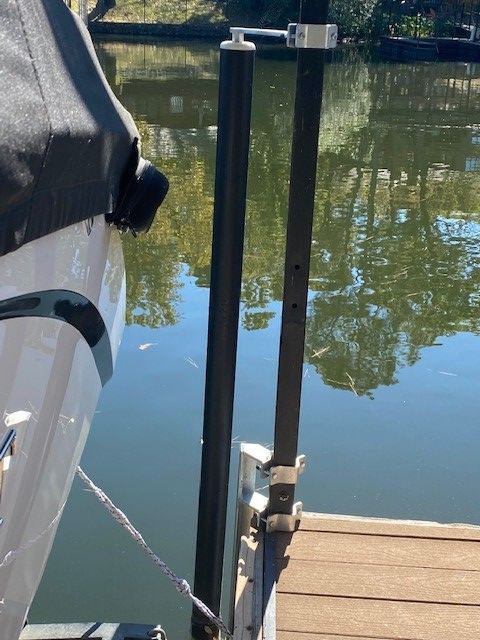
[101,42,480,396]
[31,41,480,636]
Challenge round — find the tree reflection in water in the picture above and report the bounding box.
[98,42,480,396]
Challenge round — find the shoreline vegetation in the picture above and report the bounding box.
[73,0,467,43]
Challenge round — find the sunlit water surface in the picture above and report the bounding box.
[31,41,480,637]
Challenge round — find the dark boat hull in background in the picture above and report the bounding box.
[436,37,480,61]
[380,36,480,63]
[379,36,439,62]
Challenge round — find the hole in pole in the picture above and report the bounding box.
[292,303,298,309]
[294,264,300,270]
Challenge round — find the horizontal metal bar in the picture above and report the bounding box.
[229,24,338,49]
[230,27,288,41]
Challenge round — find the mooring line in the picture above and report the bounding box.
[76,466,232,638]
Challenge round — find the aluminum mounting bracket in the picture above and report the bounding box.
[228,24,338,49]
[266,501,303,533]
[287,23,338,49]
[269,455,306,486]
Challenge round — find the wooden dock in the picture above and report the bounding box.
[234,512,480,640]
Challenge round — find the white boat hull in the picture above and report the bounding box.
[0,216,125,640]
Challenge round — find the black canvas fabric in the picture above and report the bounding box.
[0,0,140,257]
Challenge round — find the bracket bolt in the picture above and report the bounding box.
[279,492,289,502]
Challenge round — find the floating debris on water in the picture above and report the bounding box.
[138,342,157,351]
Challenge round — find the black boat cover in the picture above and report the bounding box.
[0,0,156,257]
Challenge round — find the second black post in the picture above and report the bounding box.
[192,35,255,639]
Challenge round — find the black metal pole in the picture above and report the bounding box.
[269,0,330,518]
[192,36,255,640]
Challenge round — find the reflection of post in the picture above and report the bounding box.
[192,34,255,640]
[367,129,381,232]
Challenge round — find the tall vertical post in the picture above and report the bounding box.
[269,0,330,521]
[192,35,255,639]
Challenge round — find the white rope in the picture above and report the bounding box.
[76,466,232,638]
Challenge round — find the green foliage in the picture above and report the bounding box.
[330,0,380,38]
[88,0,225,24]
[389,14,434,37]
[219,0,297,27]
[101,41,480,394]
[221,0,383,36]
[76,0,464,40]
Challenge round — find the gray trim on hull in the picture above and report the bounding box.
[20,622,161,639]
[21,622,162,639]
[0,290,113,385]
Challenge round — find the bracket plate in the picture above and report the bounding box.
[228,24,338,50]
[266,501,303,533]
[269,454,306,486]
[288,23,338,49]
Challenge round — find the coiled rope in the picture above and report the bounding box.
[76,466,232,638]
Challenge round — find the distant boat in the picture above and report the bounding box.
[436,37,480,61]
[379,36,439,61]
[0,1,167,639]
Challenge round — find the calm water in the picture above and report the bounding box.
[32,41,480,635]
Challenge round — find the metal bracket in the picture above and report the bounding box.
[288,23,338,49]
[229,24,337,49]
[269,455,306,485]
[236,445,307,534]
[266,501,303,533]
[266,456,305,532]
[237,443,272,530]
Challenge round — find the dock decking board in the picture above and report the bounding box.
[276,558,480,604]
[276,594,480,639]
[274,529,480,570]
[276,631,398,640]
[299,512,480,541]
[274,514,480,639]
[277,634,398,640]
